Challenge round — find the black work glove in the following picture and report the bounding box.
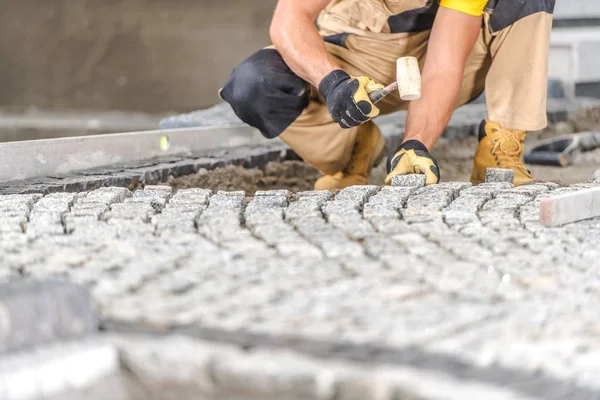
[318,70,382,129]
[385,140,441,185]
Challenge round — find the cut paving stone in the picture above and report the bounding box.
[0,339,119,400]
[0,281,98,355]
[540,186,600,226]
[391,174,426,188]
[485,168,515,183]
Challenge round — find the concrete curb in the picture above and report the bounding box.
[114,334,542,400]
[0,143,296,196]
[0,280,98,355]
[0,339,118,400]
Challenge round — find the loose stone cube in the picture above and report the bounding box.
[391,174,426,188]
[485,168,514,183]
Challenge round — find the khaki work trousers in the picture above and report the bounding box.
[279,12,553,175]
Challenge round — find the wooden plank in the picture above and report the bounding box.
[539,187,600,226]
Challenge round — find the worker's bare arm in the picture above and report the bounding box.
[270,0,340,87]
[403,7,481,150]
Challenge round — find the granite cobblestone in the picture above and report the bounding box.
[1,180,600,398]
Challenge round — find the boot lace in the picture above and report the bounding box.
[490,127,528,171]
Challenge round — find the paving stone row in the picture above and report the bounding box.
[0,142,294,196]
[1,181,600,398]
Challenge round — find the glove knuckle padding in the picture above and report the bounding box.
[345,100,370,124]
[356,100,374,117]
[319,71,381,129]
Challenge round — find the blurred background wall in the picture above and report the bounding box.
[0,0,598,116]
[0,0,278,114]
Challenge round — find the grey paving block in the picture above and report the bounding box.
[141,185,173,195]
[2,174,600,397]
[391,174,426,188]
[82,187,132,205]
[486,168,515,183]
[483,193,532,210]
[295,189,331,199]
[0,281,98,354]
[254,189,291,199]
[461,182,513,198]
[170,188,212,205]
[103,204,155,222]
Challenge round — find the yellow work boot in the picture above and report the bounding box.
[314,122,387,190]
[471,120,534,186]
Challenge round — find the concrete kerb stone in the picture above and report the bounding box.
[0,338,119,400]
[0,280,98,355]
[109,334,548,400]
[540,186,600,226]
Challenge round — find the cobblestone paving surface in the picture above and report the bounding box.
[2,181,600,398]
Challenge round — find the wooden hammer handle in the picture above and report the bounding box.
[368,82,398,104]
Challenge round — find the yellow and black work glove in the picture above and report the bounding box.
[319,70,383,129]
[385,140,441,185]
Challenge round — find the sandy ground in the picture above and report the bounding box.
[167,108,600,194]
[167,162,320,195]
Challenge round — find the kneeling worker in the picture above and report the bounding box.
[221,0,554,188]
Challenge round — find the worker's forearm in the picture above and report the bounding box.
[403,6,481,150]
[270,12,339,87]
[403,70,464,150]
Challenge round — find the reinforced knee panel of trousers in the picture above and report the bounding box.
[221,49,309,139]
[488,0,555,33]
[388,1,439,33]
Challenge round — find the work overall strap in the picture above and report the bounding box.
[488,0,556,33]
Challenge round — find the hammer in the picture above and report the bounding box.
[368,56,421,104]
